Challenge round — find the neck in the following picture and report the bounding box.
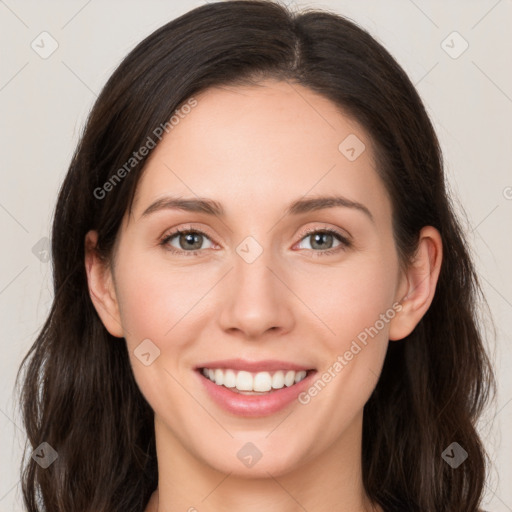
[146,412,381,512]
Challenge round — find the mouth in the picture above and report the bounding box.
[196,367,316,395]
[194,362,318,417]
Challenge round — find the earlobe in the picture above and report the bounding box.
[388,226,443,341]
[84,230,124,338]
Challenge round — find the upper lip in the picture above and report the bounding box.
[195,358,315,372]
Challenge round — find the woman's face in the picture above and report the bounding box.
[96,80,410,476]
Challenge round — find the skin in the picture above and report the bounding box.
[85,79,442,512]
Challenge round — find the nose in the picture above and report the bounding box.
[217,245,295,340]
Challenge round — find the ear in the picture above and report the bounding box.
[84,230,124,338]
[389,226,443,341]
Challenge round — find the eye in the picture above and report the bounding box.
[160,228,215,256]
[295,227,351,255]
[159,226,351,257]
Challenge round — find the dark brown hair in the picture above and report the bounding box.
[15,1,496,510]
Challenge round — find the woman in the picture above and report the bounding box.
[16,1,495,511]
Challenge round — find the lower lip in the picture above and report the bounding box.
[195,369,317,417]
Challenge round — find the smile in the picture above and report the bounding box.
[200,367,311,394]
[195,361,318,417]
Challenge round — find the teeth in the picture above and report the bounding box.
[214,369,224,386]
[223,369,236,388]
[201,368,309,392]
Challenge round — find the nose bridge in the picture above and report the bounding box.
[218,235,294,337]
[234,242,276,296]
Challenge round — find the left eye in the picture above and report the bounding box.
[296,229,347,251]
[294,228,351,255]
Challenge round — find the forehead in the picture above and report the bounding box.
[130,79,391,225]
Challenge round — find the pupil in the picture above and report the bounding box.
[181,232,202,250]
[311,233,332,250]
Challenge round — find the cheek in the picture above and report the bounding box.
[291,260,398,447]
[112,251,202,412]
[303,251,400,349]
[299,250,398,411]
[114,249,208,343]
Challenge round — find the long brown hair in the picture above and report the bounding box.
[15,1,496,510]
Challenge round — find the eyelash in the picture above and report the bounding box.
[159,226,352,257]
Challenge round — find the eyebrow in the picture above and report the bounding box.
[140,195,374,223]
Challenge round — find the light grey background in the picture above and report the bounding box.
[0,0,511,510]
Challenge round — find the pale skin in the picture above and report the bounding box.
[85,79,442,512]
